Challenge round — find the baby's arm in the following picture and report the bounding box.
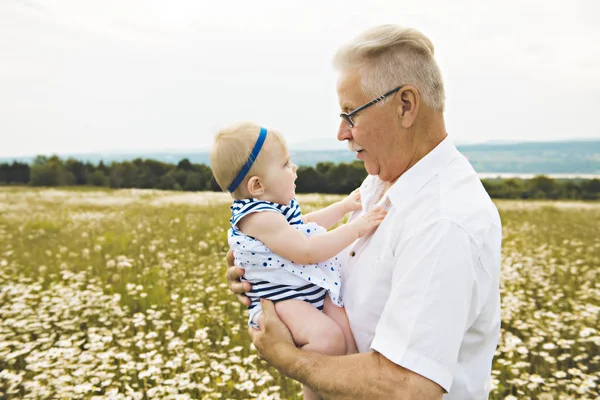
[238,206,385,265]
[303,189,362,230]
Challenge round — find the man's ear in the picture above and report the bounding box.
[397,85,419,129]
[246,176,264,197]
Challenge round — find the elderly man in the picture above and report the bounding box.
[226,24,501,399]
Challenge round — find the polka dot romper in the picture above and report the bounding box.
[229,198,343,327]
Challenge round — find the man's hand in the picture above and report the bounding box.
[341,188,362,213]
[225,249,251,307]
[249,300,445,400]
[248,299,299,373]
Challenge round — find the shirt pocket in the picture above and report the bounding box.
[352,256,394,337]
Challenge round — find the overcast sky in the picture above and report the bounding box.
[0,0,599,157]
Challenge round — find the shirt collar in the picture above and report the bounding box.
[383,135,462,211]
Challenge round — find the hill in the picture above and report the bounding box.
[2,140,599,174]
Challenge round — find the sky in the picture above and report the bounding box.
[0,0,599,157]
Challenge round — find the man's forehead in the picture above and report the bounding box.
[336,70,359,91]
[336,69,364,107]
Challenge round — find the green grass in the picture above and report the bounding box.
[0,188,598,399]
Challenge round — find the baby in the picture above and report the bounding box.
[210,122,385,400]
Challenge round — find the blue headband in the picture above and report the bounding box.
[227,126,268,192]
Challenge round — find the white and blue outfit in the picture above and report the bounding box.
[229,198,344,327]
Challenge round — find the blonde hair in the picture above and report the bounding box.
[333,24,445,111]
[210,122,286,199]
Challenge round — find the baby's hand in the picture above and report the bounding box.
[341,188,362,213]
[351,207,387,238]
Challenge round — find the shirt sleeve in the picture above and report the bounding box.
[370,218,492,392]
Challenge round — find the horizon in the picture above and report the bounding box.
[2,137,600,160]
[1,138,600,177]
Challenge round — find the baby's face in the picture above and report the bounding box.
[258,141,298,205]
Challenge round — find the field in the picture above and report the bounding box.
[0,188,599,399]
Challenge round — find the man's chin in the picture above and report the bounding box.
[363,161,379,176]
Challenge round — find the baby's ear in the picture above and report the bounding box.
[246,176,264,197]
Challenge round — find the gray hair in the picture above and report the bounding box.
[333,25,445,111]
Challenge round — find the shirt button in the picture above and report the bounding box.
[350,251,356,257]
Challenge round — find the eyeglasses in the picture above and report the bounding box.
[339,86,403,128]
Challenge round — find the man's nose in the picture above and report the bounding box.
[337,120,353,142]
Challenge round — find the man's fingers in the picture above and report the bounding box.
[241,280,252,292]
[259,299,277,321]
[247,328,268,361]
[248,326,259,342]
[225,266,245,282]
[226,249,235,266]
[229,280,250,295]
[237,294,251,307]
[224,252,252,306]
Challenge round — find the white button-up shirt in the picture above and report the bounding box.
[341,136,502,399]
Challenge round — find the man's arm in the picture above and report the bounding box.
[291,351,443,400]
[250,299,443,400]
[249,218,498,398]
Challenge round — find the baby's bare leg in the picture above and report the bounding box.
[273,299,347,400]
[274,299,346,354]
[322,295,358,354]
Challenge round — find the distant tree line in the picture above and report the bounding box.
[1,156,599,200]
